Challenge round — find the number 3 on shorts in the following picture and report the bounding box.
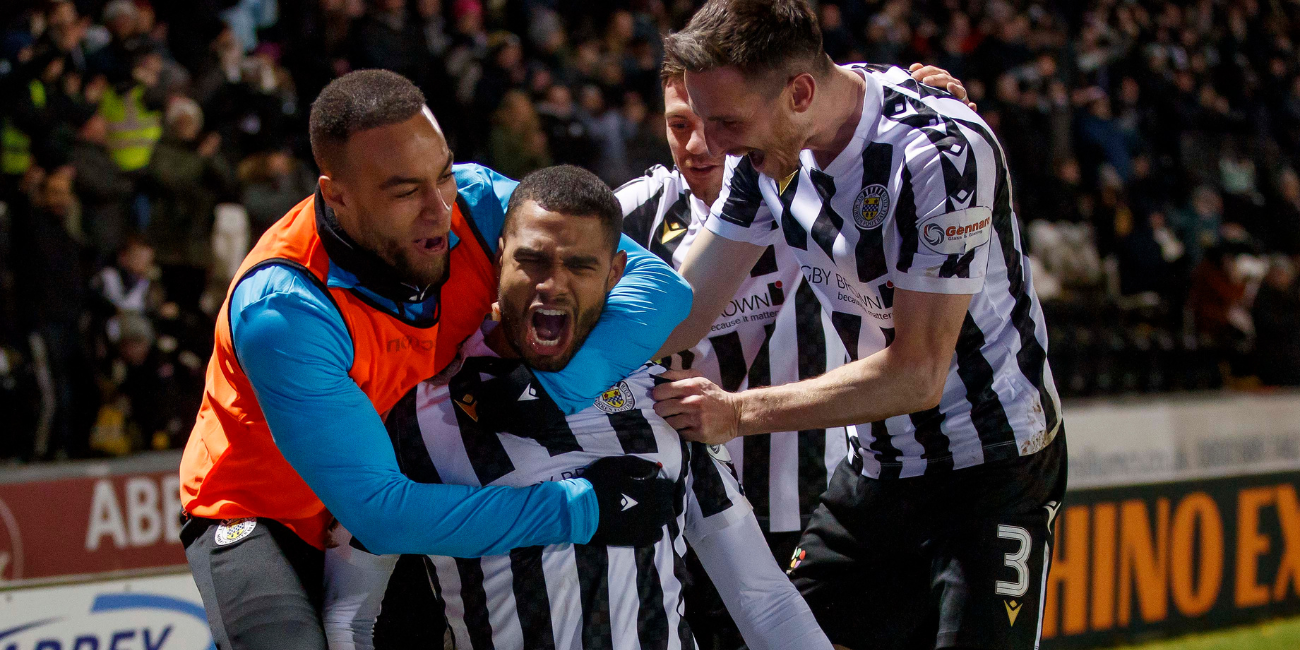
[995,524,1031,598]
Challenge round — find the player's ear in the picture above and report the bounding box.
[790,73,816,114]
[606,250,627,292]
[319,175,348,212]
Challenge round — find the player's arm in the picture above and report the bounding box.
[321,546,399,650]
[656,289,969,442]
[231,266,597,556]
[657,122,992,443]
[459,163,695,414]
[654,155,771,358]
[682,446,833,650]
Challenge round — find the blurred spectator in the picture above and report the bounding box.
[488,90,551,180]
[13,0,1300,460]
[94,236,156,316]
[1175,186,1225,266]
[537,84,597,168]
[1253,256,1300,387]
[238,149,314,239]
[70,109,133,260]
[144,98,235,312]
[1270,168,1300,256]
[99,49,164,173]
[1187,245,1249,352]
[348,0,431,91]
[579,84,633,186]
[11,167,95,459]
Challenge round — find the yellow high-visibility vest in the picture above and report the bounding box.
[1,79,47,175]
[99,85,162,172]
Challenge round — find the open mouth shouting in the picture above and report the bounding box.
[412,235,448,256]
[527,305,573,357]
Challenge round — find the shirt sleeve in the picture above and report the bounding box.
[453,163,519,254]
[230,265,598,556]
[703,154,776,245]
[682,442,752,540]
[884,125,994,295]
[533,234,693,414]
[684,446,831,650]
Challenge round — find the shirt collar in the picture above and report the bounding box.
[313,185,440,304]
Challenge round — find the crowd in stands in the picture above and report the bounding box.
[3,0,1300,462]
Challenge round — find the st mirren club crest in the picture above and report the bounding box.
[595,381,635,413]
[214,518,257,546]
[852,184,891,230]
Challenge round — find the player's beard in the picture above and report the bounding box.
[370,231,450,288]
[498,294,605,372]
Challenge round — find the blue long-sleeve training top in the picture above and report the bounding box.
[231,163,691,556]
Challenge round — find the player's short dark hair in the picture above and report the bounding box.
[504,165,623,254]
[662,0,832,86]
[660,57,685,86]
[308,69,426,174]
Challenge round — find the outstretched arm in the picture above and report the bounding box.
[232,266,599,556]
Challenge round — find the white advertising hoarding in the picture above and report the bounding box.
[0,572,212,650]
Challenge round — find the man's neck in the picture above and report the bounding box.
[805,65,867,170]
[483,321,519,359]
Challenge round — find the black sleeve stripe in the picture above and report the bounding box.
[509,547,557,650]
[688,442,734,518]
[895,165,920,272]
[718,156,764,228]
[608,409,659,454]
[385,387,443,484]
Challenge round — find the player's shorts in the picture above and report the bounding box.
[788,431,1067,650]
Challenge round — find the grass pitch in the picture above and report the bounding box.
[1108,617,1300,649]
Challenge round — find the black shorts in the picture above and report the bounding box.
[788,432,1068,650]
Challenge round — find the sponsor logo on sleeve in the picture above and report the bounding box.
[917,207,992,255]
[852,184,891,230]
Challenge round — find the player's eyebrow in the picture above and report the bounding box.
[379,176,422,189]
[563,253,602,267]
[440,150,455,175]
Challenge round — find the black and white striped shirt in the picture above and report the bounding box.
[705,64,1062,480]
[618,166,848,532]
[322,326,829,650]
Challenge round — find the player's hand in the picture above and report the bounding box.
[909,63,977,111]
[581,455,675,546]
[652,369,742,446]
